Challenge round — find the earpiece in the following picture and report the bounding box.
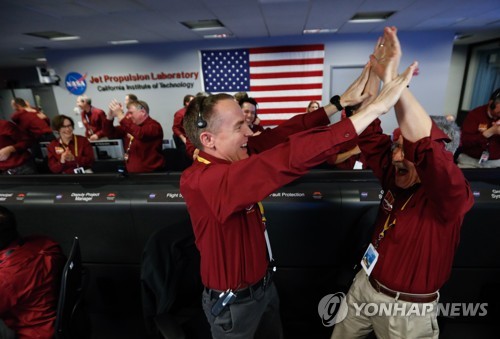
[196,111,207,129]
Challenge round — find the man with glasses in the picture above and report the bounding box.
[105,99,165,173]
[331,26,474,339]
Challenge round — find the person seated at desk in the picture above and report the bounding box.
[0,206,65,339]
[457,88,500,168]
[105,99,165,173]
[47,115,95,174]
[0,120,37,175]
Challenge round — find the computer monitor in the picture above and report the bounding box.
[38,139,125,161]
[162,139,175,150]
[91,139,124,161]
[39,141,51,158]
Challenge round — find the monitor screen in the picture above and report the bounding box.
[162,139,175,150]
[91,139,124,161]
[39,141,51,158]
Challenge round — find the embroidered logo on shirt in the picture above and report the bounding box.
[382,190,395,213]
[246,204,255,213]
[478,123,488,132]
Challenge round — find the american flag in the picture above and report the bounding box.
[200,44,325,126]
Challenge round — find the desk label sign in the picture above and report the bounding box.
[359,189,384,202]
[0,192,26,203]
[147,192,184,202]
[54,192,117,203]
[472,188,500,202]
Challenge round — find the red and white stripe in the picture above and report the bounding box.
[248,44,325,126]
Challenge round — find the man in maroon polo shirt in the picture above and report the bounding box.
[0,206,65,339]
[77,95,108,140]
[180,53,417,338]
[0,120,36,175]
[331,27,474,339]
[458,88,500,168]
[105,99,165,173]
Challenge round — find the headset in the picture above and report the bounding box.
[196,96,208,128]
[196,110,207,128]
[489,88,500,110]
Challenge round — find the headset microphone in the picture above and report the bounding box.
[196,111,207,128]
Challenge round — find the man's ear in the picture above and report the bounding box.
[200,131,215,149]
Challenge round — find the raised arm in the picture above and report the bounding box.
[370,26,431,142]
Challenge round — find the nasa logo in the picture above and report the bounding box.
[65,72,87,95]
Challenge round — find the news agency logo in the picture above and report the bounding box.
[318,292,488,327]
[317,292,348,326]
[351,302,488,318]
[65,72,87,95]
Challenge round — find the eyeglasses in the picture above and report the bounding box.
[61,124,73,129]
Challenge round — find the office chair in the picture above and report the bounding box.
[141,223,210,339]
[55,236,91,339]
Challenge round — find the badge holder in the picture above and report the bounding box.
[479,150,489,164]
[361,243,379,276]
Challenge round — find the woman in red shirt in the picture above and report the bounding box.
[47,115,95,174]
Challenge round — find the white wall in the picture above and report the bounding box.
[47,30,455,137]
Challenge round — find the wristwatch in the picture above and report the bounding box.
[330,95,343,111]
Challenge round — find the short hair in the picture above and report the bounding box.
[183,93,234,150]
[183,94,194,106]
[52,114,74,130]
[13,97,27,107]
[127,100,149,114]
[430,115,461,154]
[195,91,211,98]
[0,206,19,250]
[234,91,249,102]
[126,94,138,101]
[239,97,258,108]
[78,95,91,105]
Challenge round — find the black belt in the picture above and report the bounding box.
[369,276,438,303]
[206,277,266,300]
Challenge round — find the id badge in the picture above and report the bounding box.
[361,243,379,276]
[479,151,489,164]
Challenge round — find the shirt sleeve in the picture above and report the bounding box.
[102,119,125,140]
[194,119,358,224]
[47,141,64,173]
[460,107,488,151]
[6,122,31,151]
[357,119,393,187]
[120,118,163,141]
[95,110,108,138]
[404,122,474,222]
[172,111,184,137]
[76,137,95,169]
[0,279,16,315]
[248,108,330,154]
